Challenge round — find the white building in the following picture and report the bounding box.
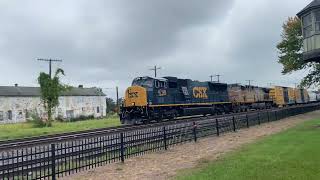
[0,85,106,124]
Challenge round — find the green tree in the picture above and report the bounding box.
[277,16,318,87]
[38,69,67,126]
[106,97,116,113]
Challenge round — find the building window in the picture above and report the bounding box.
[303,13,313,37]
[97,106,100,113]
[0,111,3,121]
[315,10,320,33]
[7,110,12,120]
[82,107,85,112]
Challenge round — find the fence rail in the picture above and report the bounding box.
[0,104,319,180]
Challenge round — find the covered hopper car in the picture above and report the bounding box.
[269,86,310,107]
[227,84,273,111]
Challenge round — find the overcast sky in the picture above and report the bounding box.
[0,0,311,99]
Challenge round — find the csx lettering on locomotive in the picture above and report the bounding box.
[127,90,138,98]
[193,87,208,99]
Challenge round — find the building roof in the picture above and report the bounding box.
[297,0,320,17]
[0,86,106,97]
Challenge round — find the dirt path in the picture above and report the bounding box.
[62,111,320,180]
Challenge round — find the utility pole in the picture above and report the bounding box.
[210,74,221,82]
[215,74,221,83]
[210,75,214,82]
[116,86,119,114]
[246,80,254,86]
[149,66,161,77]
[37,58,62,78]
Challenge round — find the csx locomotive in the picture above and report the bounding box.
[120,76,310,125]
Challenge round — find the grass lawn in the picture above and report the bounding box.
[0,116,121,141]
[175,119,320,180]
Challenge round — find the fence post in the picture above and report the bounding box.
[120,132,125,163]
[193,122,197,142]
[232,116,236,132]
[51,144,56,180]
[163,126,167,150]
[216,119,220,136]
[246,114,249,128]
[258,112,261,125]
[275,111,278,121]
[267,111,270,122]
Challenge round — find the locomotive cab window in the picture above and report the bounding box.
[132,77,153,88]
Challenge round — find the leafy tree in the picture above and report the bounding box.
[277,16,319,88]
[38,69,67,126]
[106,97,116,113]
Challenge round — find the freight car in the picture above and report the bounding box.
[309,91,320,102]
[227,84,273,111]
[120,76,231,124]
[269,86,310,107]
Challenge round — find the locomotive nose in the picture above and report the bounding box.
[124,86,148,107]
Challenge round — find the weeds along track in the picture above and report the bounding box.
[0,104,317,151]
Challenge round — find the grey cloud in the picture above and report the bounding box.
[0,0,313,98]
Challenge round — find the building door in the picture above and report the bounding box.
[7,110,12,120]
[66,110,74,119]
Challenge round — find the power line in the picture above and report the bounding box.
[37,58,62,78]
[149,66,161,77]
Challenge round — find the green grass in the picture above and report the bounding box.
[0,117,121,141]
[175,119,320,180]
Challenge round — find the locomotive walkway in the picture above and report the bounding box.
[0,103,319,180]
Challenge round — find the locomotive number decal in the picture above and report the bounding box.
[158,89,167,96]
[193,87,208,99]
[127,89,139,98]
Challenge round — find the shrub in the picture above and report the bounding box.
[69,115,95,122]
[27,113,47,128]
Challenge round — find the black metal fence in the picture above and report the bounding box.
[0,104,319,180]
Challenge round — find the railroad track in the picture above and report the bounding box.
[0,104,314,150]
